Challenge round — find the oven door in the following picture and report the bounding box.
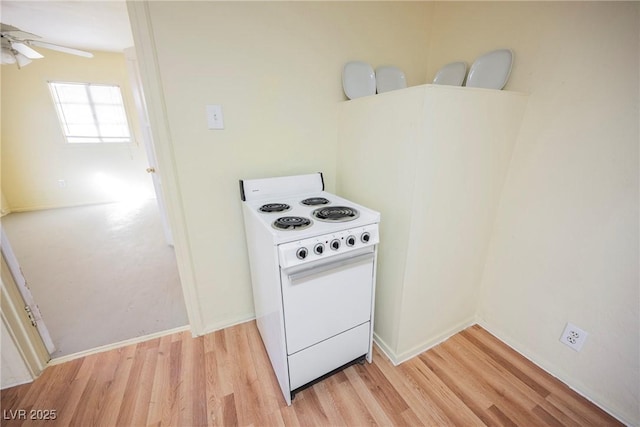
[280,247,374,355]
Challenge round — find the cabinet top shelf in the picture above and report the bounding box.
[342,83,528,104]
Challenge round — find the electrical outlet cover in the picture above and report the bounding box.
[560,322,588,352]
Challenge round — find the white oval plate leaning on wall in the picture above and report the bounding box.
[465,49,513,90]
[432,61,467,86]
[375,66,407,93]
[343,61,376,99]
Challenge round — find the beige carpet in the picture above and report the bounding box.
[2,199,188,358]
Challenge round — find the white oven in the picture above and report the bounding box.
[240,173,380,405]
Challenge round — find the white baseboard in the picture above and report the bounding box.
[372,332,399,365]
[47,313,255,366]
[48,325,191,366]
[198,314,256,337]
[8,198,156,214]
[374,317,477,366]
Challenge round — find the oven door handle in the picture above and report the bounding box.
[286,251,375,282]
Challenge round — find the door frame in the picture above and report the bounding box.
[1,253,50,380]
[126,1,204,335]
[123,46,174,247]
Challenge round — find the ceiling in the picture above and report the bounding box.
[1,0,133,53]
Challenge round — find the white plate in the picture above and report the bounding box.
[375,66,407,93]
[342,61,376,100]
[465,49,513,90]
[432,61,467,86]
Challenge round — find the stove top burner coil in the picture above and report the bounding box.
[272,216,313,231]
[259,203,291,213]
[301,197,330,206]
[312,206,360,222]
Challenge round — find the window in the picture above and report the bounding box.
[48,82,132,143]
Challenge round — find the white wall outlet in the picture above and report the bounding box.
[560,322,588,352]
[57,179,66,188]
[206,104,224,130]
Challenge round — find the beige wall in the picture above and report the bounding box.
[1,51,154,211]
[133,1,638,423]
[426,2,638,423]
[137,1,433,331]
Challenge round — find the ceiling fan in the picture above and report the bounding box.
[1,23,94,68]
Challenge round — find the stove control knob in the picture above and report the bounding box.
[314,243,324,255]
[361,232,371,243]
[330,239,340,251]
[346,235,356,247]
[296,247,308,260]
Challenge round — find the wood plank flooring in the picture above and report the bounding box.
[1,323,621,426]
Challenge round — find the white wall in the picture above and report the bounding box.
[1,50,154,211]
[426,2,638,423]
[133,1,433,332]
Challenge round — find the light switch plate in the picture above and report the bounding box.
[206,105,224,130]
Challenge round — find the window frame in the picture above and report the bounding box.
[48,81,134,145]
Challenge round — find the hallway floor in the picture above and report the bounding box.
[2,199,188,358]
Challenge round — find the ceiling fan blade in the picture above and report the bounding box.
[27,40,93,58]
[14,52,32,68]
[10,42,43,59]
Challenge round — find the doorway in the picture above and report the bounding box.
[0,3,188,358]
[2,201,188,358]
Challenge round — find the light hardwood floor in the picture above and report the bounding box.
[1,322,621,426]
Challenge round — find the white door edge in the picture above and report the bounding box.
[1,226,56,354]
[124,46,174,247]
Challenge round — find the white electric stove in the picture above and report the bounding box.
[240,172,380,405]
